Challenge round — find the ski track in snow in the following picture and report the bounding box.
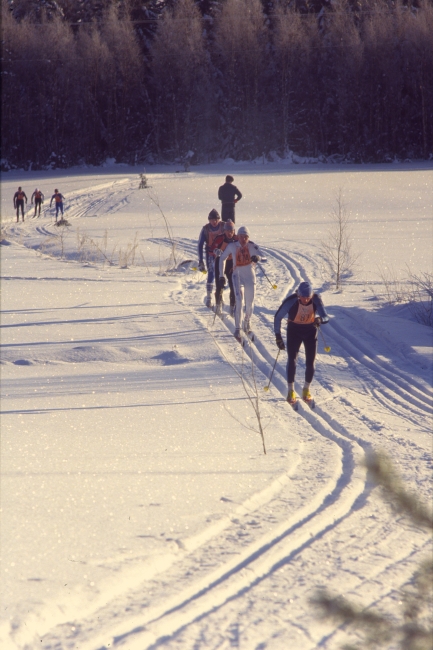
[2,184,432,650]
[33,235,430,650]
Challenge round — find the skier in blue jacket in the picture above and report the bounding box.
[274,281,329,406]
[197,209,225,308]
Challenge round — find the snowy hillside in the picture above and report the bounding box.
[1,162,432,650]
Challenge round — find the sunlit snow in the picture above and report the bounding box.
[1,161,432,649]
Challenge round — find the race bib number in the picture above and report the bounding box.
[293,303,315,324]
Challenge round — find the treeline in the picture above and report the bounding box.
[1,0,433,169]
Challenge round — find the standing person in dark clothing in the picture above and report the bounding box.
[13,187,28,222]
[274,281,329,407]
[50,189,65,222]
[218,175,242,223]
[31,188,44,217]
[211,220,238,317]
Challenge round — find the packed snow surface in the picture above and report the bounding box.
[1,162,432,649]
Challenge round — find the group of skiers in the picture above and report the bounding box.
[12,174,328,407]
[198,175,329,407]
[12,187,65,221]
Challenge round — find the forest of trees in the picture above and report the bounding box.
[1,0,433,169]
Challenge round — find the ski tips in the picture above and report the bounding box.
[324,346,331,353]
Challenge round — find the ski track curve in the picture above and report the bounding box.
[15,238,373,650]
[62,232,432,650]
[4,228,430,649]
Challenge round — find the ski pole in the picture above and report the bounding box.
[264,349,280,392]
[318,326,331,353]
[256,262,277,289]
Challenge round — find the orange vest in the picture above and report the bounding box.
[54,193,62,203]
[293,302,315,324]
[235,245,252,267]
[206,223,225,248]
[17,191,25,200]
[35,191,42,200]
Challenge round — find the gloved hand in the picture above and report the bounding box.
[218,276,226,288]
[198,261,206,272]
[234,199,238,204]
[214,248,222,257]
[276,333,285,350]
[250,255,260,263]
[314,316,322,327]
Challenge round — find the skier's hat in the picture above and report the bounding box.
[237,226,250,237]
[224,219,235,231]
[297,281,313,297]
[208,209,220,220]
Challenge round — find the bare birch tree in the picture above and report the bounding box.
[321,190,360,290]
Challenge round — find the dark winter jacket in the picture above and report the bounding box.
[218,182,242,204]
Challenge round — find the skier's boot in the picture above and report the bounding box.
[234,328,242,342]
[286,389,297,407]
[302,388,315,408]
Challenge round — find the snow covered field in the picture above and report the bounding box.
[1,162,432,650]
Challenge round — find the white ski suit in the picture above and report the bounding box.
[219,240,264,331]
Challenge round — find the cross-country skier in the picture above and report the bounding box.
[210,219,238,316]
[218,225,264,341]
[13,187,28,222]
[274,281,329,407]
[218,175,242,223]
[50,189,65,222]
[31,188,44,217]
[197,209,225,308]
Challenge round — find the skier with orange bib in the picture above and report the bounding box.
[210,219,238,317]
[218,225,264,341]
[31,188,45,217]
[13,187,28,222]
[197,209,225,308]
[50,189,65,222]
[274,281,329,408]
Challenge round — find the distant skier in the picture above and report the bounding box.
[210,219,238,316]
[218,175,242,223]
[50,189,65,221]
[274,281,329,407]
[197,209,225,308]
[13,187,28,222]
[218,225,264,341]
[31,188,44,217]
